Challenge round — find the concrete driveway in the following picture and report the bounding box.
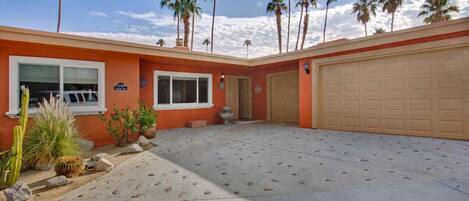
[59,123,469,201]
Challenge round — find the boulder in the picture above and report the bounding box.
[3,183,32,201]
[138,135,150,146]
[91,153,111,162]
[45,176,71,188]
[77,138,94,151]
[95,158,114,172]
[121,144,143,154]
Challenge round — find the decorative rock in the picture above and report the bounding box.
[95,158,114,172]
[92,153,111,162]
[46,176,71,188]
[85,159,95,170]
[121,144,143,154]
[77,138,94,151]
[3,183,32,201]
[138,135,150,146]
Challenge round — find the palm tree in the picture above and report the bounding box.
[57,0,62,33]
[374,27,386,34]
[267,0,288,54]
[323,0,336,43]
[352,0,378,36]
[210,0,217,53]
[179,0,202,47]
[295,0,305,51]
[379,0,403,32]
[161,0,182,42]
[418,0,459,24]
[190,0,198,50]
[156,39,166,47]
[286,0,291,52]
[243,39,252,58]
[202,39,211,53]
[300,0,317,49]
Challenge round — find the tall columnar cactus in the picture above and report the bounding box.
[3,87,29,186]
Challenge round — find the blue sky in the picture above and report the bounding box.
[1,0,468,58]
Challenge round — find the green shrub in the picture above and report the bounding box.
[24,97,80,169]
[138,102,157,133]
[99,106,139,146]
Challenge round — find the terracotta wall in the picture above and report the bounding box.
[139,62,251,129]
[0,40,140,149]
[298,59,312,128]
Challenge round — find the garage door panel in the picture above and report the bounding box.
[343,116,360,129]
[383,118,405,133]
[319,46,469,140]
[407,119,433,135]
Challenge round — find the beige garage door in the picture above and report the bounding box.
[319,47,469,140]
[269,71,299,123]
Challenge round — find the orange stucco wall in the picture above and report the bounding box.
[139,62,252,129]
[298,59,312,128]
[0,40,140,149]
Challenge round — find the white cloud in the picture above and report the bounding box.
[71,1,468,58]
[89,11,108,17]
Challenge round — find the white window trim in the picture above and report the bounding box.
[6,56,106,118]
[154,71,213,110]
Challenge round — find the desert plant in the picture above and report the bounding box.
[1,87,29,188]
[54,156,84,178]
[99,106,139,146]
[138,102,157,134]
[24,97,80,170]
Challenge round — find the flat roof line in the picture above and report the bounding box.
[0,17,468,67]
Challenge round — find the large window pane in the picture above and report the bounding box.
[19,64,59,108]
[172,77,197,103]
[64,67,99,106]
[158,76,170,104]
[198,77,209,103]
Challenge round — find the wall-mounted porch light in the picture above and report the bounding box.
[303,62,310,74]
[219,72,226,90]
[220,72,225,82]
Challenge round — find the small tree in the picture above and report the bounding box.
[156,39,166,47]
[99,106,139,146]
[202,39,211,53]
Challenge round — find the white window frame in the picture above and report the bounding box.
[154,71,213,110]
[6,56,106,117]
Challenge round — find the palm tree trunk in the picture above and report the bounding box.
[364,22,367,36]
[177,15,180,39]
[276,11,283,54]
[246,46,249,58]
[57,0,62,33]
[191,0,197,50]
[210,0,216,54]
[286,0,291,52]
[323,4,329,43]
[300,7,309,50]
[183,16,190,47]
[295,6,304,51]
[391,12,395,32]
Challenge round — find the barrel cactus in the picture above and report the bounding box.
[54,156,84,178]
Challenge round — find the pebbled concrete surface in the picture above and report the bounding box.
[58,123,469,201]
